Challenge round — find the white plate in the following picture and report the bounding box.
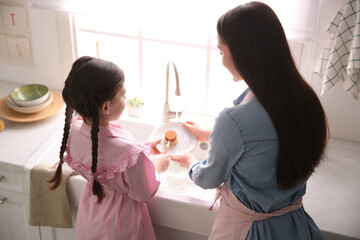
[6,91,53,114]
[153,122,197,155]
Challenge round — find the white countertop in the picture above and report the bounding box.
[0,80,65,172]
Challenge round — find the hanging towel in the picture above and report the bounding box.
[314,0,360,100]
[29,164,73,228]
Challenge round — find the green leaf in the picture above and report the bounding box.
[126,96,144,108]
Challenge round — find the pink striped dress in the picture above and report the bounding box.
[63,118,160,240]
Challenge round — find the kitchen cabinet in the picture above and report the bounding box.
[0,80,66,240]
[0,81,39,240]
[0,183,40,240]
[0,144,75,240]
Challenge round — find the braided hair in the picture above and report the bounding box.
[47,56,124,203]
[47,105,73,190]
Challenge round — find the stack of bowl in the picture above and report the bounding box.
[6,84,53,114]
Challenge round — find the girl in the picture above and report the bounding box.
[172,2,328,240]
[47,56,169,240]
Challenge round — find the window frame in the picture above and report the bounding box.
[57,12,306,116]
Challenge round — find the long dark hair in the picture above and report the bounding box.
[217,2,329,189]
[47,56,125,203]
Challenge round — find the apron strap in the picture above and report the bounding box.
[209,185,223,211]
[208,182,304,240]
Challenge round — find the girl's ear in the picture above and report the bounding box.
[100,101,110,115]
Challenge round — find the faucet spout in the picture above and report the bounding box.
[163,61,183,123]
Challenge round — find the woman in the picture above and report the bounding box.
[171,2,328,239]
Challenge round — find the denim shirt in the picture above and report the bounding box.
[189,94,306,213]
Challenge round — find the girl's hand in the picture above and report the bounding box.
[171,152,198,168]
[150,138,162,155]
[183,121,211,142]
[152,154,170,173]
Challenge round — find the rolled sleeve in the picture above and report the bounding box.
[189,110,245,189]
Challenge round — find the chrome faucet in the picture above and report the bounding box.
[163,61,183,122]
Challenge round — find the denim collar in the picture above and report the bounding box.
[233,88,250,106]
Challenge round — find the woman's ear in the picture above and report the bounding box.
[100,101,110,115]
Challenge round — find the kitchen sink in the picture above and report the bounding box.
[36,118,212,205]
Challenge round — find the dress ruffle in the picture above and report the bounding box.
[64,142,151,181]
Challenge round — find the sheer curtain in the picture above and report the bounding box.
[28,0,320,42]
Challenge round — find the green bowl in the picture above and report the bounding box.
[10,84,49,107]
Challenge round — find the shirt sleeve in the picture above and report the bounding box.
[123,150,160,202]
[189,110,245,189]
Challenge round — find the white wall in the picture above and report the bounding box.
[0,8,63,91]
[0,1,359,142]
[302,0,360,142]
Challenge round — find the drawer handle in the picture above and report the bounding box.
[0,176,4,182]
[0,197,6,204]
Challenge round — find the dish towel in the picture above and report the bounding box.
[29,164,73,228]
[314,0,360,100]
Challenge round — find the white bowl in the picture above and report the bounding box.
[7,91,53,114]
[10,84,49,107]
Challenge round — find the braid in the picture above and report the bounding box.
[47,106,73,190]
[91,110,99,173]
[91,106,105,203]
[60,106,73,161]
[56,56,124,202]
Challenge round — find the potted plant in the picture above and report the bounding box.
[126,96,145,117]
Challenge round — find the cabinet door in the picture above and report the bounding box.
[0,189,40,240]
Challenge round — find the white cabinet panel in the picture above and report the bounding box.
[0,166,27,193]
[0,189,40,240]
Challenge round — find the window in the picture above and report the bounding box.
[74,13,249,115]
[30,0,313,115]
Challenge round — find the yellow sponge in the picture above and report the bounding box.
[164,130,178,147]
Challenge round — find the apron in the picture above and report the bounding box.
[208,183,303,240]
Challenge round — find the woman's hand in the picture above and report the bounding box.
[152,154,171,173]
[149,138,162,155]
[183,121,211,142]
[171,152,199,168]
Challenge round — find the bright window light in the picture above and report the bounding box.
[72,0,309,115]
[74,12,249,115]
